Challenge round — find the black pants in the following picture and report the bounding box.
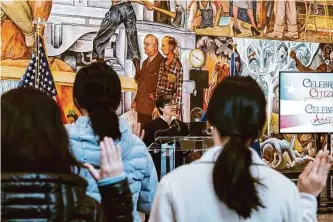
[93,2,141,60]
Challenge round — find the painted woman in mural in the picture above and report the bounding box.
[155,36,183,118]
[232,0,260,36]
[92,0,153,77]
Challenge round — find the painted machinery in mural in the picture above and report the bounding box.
[45,0,191,75]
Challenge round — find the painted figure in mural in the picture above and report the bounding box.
[261,136,314,169]
[133,34,164,128]
[276,43,289,69]
[0,0,52,59]
[154,0,171,25]
[246,45,260,76]
[232,0,260,36]
[267,0,298,39]
[187,0,217,31]
[321,45,333,72]
[155,36,183,118]
[204,62,229,110]
[92,0,153,77]
[327,51,333,72]
[290,50,327,72]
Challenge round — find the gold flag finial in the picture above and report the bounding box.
[231,42,237,52]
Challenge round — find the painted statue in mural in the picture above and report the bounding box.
[155,36,183,118]
[133,34,164,127]
[92,0,153,77]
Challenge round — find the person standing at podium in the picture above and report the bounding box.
[143,94,189,147]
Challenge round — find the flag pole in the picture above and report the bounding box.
[231,42,237,77]
[35,17,42,89]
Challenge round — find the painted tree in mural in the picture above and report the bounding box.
[234,38,331,170]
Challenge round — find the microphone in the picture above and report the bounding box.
[171,116,181,132]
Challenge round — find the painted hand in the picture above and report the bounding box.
[193,16,202,27]
[297,150,331,197]
[84,137,124,180]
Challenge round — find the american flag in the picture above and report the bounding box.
[18,35,67,123]
[18,35,56,96]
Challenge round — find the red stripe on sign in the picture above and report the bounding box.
[280,115,301,129]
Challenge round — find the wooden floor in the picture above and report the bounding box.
[318,214,333,221]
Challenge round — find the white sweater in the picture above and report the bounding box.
[149,146,317,222]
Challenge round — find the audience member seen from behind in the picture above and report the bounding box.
[66,62,158,222]
[1,87,132,221]
[149,76,331,222]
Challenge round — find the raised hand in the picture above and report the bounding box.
[297,150,331,197]
[84,137,124,181]
[131,122,145,140]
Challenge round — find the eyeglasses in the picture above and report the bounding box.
[165,103,177,106]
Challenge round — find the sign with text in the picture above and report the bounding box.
[279,72,333,133]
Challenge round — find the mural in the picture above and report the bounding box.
[191,0,333,43]
[0,0,332,166]
[0,0,195,124]
[195,35,333,170]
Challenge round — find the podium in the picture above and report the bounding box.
[148,136,214,179]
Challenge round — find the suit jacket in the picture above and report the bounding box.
[135,52,165,115]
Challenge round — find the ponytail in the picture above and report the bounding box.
[213,135,264,219]
[90,109,121,142]
[73,63,122,142]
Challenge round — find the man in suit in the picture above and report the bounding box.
[133,34,165,128]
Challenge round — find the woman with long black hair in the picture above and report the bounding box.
[1,87,133,221]
[66,63,158,222]
[149,76,331,222]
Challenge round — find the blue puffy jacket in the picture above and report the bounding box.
[66,116,158,222]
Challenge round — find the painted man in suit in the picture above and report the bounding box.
[133,34,165,128]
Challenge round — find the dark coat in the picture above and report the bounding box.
[143,117,189,147]
[135,53,165,115]
[1,173,133,222]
